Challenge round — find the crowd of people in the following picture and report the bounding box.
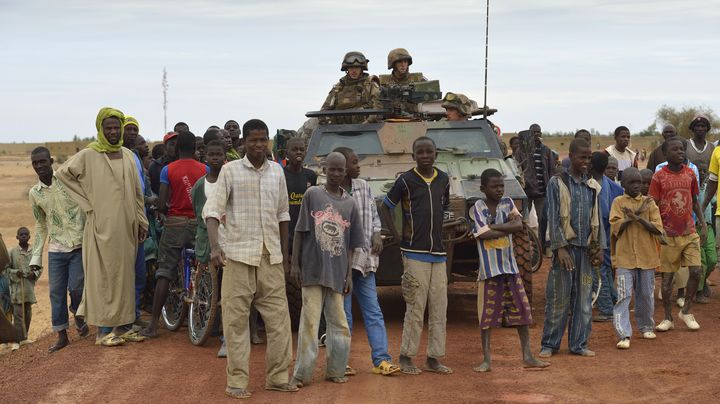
[508,115,716,356]
[0,85,717,398]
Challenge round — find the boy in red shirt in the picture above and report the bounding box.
[649,137,707,332]
[142,131,208,338]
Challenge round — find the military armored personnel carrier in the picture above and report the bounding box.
[283,95,542,327]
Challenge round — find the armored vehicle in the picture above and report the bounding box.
[284,109,541,328]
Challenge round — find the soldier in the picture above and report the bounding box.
[441,92,472,121]
[321,51,381,125]
[379,48,428,86]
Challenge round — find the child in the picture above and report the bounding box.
[650,137,707,332]
[695,162,716,303]
[142,131,208,338]
[283,137,319,342]
[380,136,452,375]
[471,169,549,371]
[290,152,364,387]
[639,169,654,196]
[604,156,619,182]
[333,146,400,376]
[190,140,231,354]
[5,227,41,348]
[539,138,604,358]
[609,168,663,349]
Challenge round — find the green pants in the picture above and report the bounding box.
[701,225,718,290]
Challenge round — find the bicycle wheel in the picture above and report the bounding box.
[188,263,219,346]
[527,226,544,273]
[162,261,188,331]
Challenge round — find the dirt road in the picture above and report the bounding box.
[3,264,720,403]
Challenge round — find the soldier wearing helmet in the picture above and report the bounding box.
[320,51,382,124]
[378,48,428,86]
[441,92,472,121]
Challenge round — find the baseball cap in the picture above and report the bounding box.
[163,132,178,143]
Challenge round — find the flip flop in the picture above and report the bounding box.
[265,383,299,392]
[225,387,252,399]
[326,376,349,384]
[344,365,357,376]
[423,364,453,374]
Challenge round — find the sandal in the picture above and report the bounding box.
[96,333,125,347]
[326,376,348,384]
[225,387,252,399]
[265,383,299,392]
[119,330,146,343]
[344,365,357,376]
[423,363,453,374]
[372,360,401,376]
[400,364,422,375]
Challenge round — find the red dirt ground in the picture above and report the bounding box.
[2,263,720,403]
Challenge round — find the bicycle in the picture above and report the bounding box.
[188,262,221,346]
[161,247,193,331]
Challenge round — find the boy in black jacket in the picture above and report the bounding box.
[381,136,452,375]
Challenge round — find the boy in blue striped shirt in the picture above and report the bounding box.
[471,169,548,372]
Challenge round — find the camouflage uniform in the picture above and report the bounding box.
[321,51,382,125]
[378,48,428,114]
[441,92,472,121]
[378,48,428,86]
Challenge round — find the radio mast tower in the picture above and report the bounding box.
[162,67,168,133]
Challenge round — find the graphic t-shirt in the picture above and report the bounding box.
[284,167,318,247]
[295,186,364,293]
[648,165,699,237]
[160,159,209,218]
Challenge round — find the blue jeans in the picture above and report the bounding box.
[48,249,84,332]
[343,270,391,367]
[541,245,593,353]
[592,249,617,316]
[613,268,655,339]
[135,242,146,320]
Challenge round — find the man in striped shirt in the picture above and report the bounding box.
[470,169,547,372]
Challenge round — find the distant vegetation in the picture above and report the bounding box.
[542,105,718,138]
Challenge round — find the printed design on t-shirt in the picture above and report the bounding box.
[670,191,688,215]
[182,175,193,203]
[311,203,351,257]
[289,191,305,206]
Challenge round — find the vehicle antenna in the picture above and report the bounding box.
[162,67,169,134]
[482,0,490,118]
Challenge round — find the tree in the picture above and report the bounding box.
[637,123,657,137]
[656,105,718,139]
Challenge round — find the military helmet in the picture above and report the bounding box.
[387,48,413,70]
[442,92,472,117]
[341,51,369,71]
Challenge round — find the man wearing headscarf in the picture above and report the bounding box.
[56,107,149,346]
[123,116,140,149]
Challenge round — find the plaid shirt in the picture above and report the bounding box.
[203,157,290,266]
[350,178,380,275]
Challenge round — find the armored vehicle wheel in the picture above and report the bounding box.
[286,278,302,331]
[513,223,534,306]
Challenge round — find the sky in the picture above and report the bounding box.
[1,0,719,143]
